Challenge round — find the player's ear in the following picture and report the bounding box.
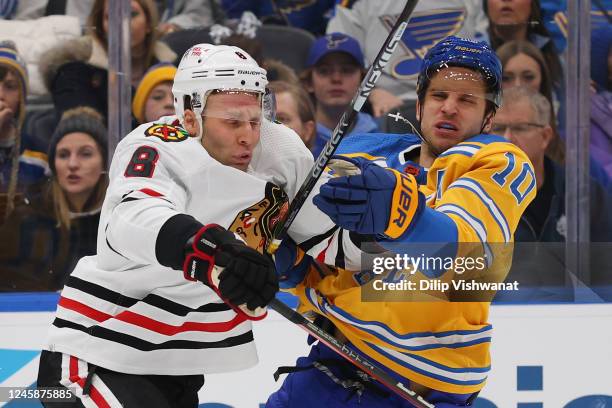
[183,109,200,137]
[482,110,494,133]
[415,99,421,122]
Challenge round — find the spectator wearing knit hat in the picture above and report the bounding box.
[48,107,108,230]
[0,107,108,291]
[132,63,177,124]
[0,40,47,221]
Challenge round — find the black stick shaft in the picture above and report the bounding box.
[268,0,420,252]
[269,299,434,407]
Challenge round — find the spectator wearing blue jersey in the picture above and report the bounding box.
[301,32,378,158]
[0,41,47,221]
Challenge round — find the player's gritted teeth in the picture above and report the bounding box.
[434,121,459,136]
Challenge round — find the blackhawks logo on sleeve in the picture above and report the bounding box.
[145,124,189,142]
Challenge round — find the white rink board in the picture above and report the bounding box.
[1,304,611,407]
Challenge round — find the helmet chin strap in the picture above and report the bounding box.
[416,103,442,158]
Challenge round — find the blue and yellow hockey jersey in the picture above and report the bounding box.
[290,133,536,395]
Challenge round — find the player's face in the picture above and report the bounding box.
[487,0,532,25]
[0,69,21,120]
[144,81,174,123]
[309,53,361,110]
[54,132,104,204]
[502,53,542,92]
[103,0,148,50]
[275,91,315,146]
[201,92,262,172]
[418,67,491,154]
[491,101,551,168]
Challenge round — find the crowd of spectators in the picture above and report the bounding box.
[0,0,611,294]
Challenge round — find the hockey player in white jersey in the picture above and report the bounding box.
[36,44,314,407]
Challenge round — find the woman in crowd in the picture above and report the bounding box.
[485,0,564,90]
[268,80,316,149]
[497,40,565,164]
[0,107,108,291]
[40,0,177,122]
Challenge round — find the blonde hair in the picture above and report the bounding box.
[0,58,27,221]
[4,126,21,222]
[51,174,108,230]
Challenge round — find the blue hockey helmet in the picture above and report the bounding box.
[416,36,503,108]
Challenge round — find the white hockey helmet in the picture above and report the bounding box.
[172,43,268,138]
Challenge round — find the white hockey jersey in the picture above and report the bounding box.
[327,0,489,101]
[45,118,315,375]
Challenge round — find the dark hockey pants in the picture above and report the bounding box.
[37,350,204,408]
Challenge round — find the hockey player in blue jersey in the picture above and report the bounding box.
[267,36,536,407]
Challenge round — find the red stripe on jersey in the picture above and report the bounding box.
[59,297,112,323]
[139,188,163,197]
[114,310,247,335]
[316,236,334,264]
[60,295,247,335]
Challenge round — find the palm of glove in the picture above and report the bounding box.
[313,157,397,235]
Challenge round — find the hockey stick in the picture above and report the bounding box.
[268,298,434,408]
[268,0,420,253]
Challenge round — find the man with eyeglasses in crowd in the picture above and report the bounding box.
[491,86,612,297]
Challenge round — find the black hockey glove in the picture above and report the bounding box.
[183,224,279,319]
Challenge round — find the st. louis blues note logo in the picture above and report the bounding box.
[381,8,465,79]
[326,34,348,49]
